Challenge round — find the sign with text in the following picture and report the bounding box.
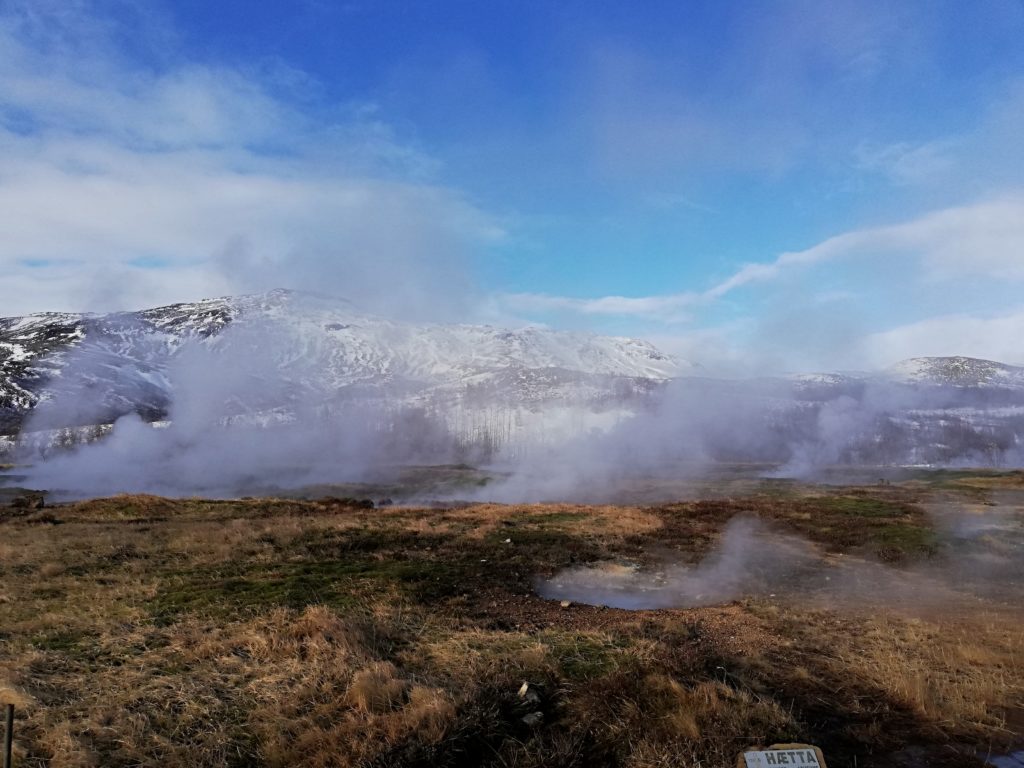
[743,747,824,767]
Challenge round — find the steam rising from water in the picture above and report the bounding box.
[539,517,818,609]
[539,506,1024,612]
[475,374,1024,504]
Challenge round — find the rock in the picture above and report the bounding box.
[10,493,45,510]
[521,711,544,728]
[518,682,541,706]
[560,600,572,609]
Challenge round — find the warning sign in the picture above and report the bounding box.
[742,747,824,767]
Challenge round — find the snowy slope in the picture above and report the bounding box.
[886,356,1024,389]
[8,290,1024,470]
[0,289,680,434]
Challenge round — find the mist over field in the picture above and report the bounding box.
[10,303,1024,502]
[540,502,1024,612]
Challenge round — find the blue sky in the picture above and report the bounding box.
[2,0,1024,371]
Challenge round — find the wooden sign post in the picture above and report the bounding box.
[3,703,12,768]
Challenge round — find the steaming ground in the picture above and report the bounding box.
[538,508,1024,614]
[5,303,1024,766]
[3,468,1024,766]
[539,517,823,609]
[8,293,1024,503]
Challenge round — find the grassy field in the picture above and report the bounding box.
[2,473,1023,767]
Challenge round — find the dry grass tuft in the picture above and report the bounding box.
[845,613,1024,728]
[347,661,409,714]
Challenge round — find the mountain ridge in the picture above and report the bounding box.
[1,289,682,435]
[5,291,1024,470]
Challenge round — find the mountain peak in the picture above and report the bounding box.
[887,356,1024,386]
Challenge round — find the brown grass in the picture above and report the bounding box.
[1,483,1021,766]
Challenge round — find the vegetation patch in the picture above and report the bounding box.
[541,631,624,680]
[513,510,590,526]
[871,519,940,552]
[152,557,468,621]
[31,628,97,655]
[812,494,913,518]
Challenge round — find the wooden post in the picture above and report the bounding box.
[3,703,12,768]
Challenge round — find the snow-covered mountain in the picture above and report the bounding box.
[6,290,1024,470]
[886,356,1024,389]
[1,289,680,436]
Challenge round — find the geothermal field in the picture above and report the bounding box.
[4,2,1024,767]
[2,466,1024,767]
[4,296,1024,767]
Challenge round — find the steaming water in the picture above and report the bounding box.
[538,517,824,609]
[538,499,1024,764]
[538,506,1024,612]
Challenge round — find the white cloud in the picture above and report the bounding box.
[885,196,1024,280]
[854,139,959,185]
[0,3,500,319]
[864,309,1024,368]
[715,194,1024,292]
[581,0,918,180]
[499,194,1024,322]
[854,77,1024,190]
[644,325,751,375]
[499,291,698,321]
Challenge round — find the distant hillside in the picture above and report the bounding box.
[886,356,1024,388]
[1,289,681,436]
[5,292,1024,469]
